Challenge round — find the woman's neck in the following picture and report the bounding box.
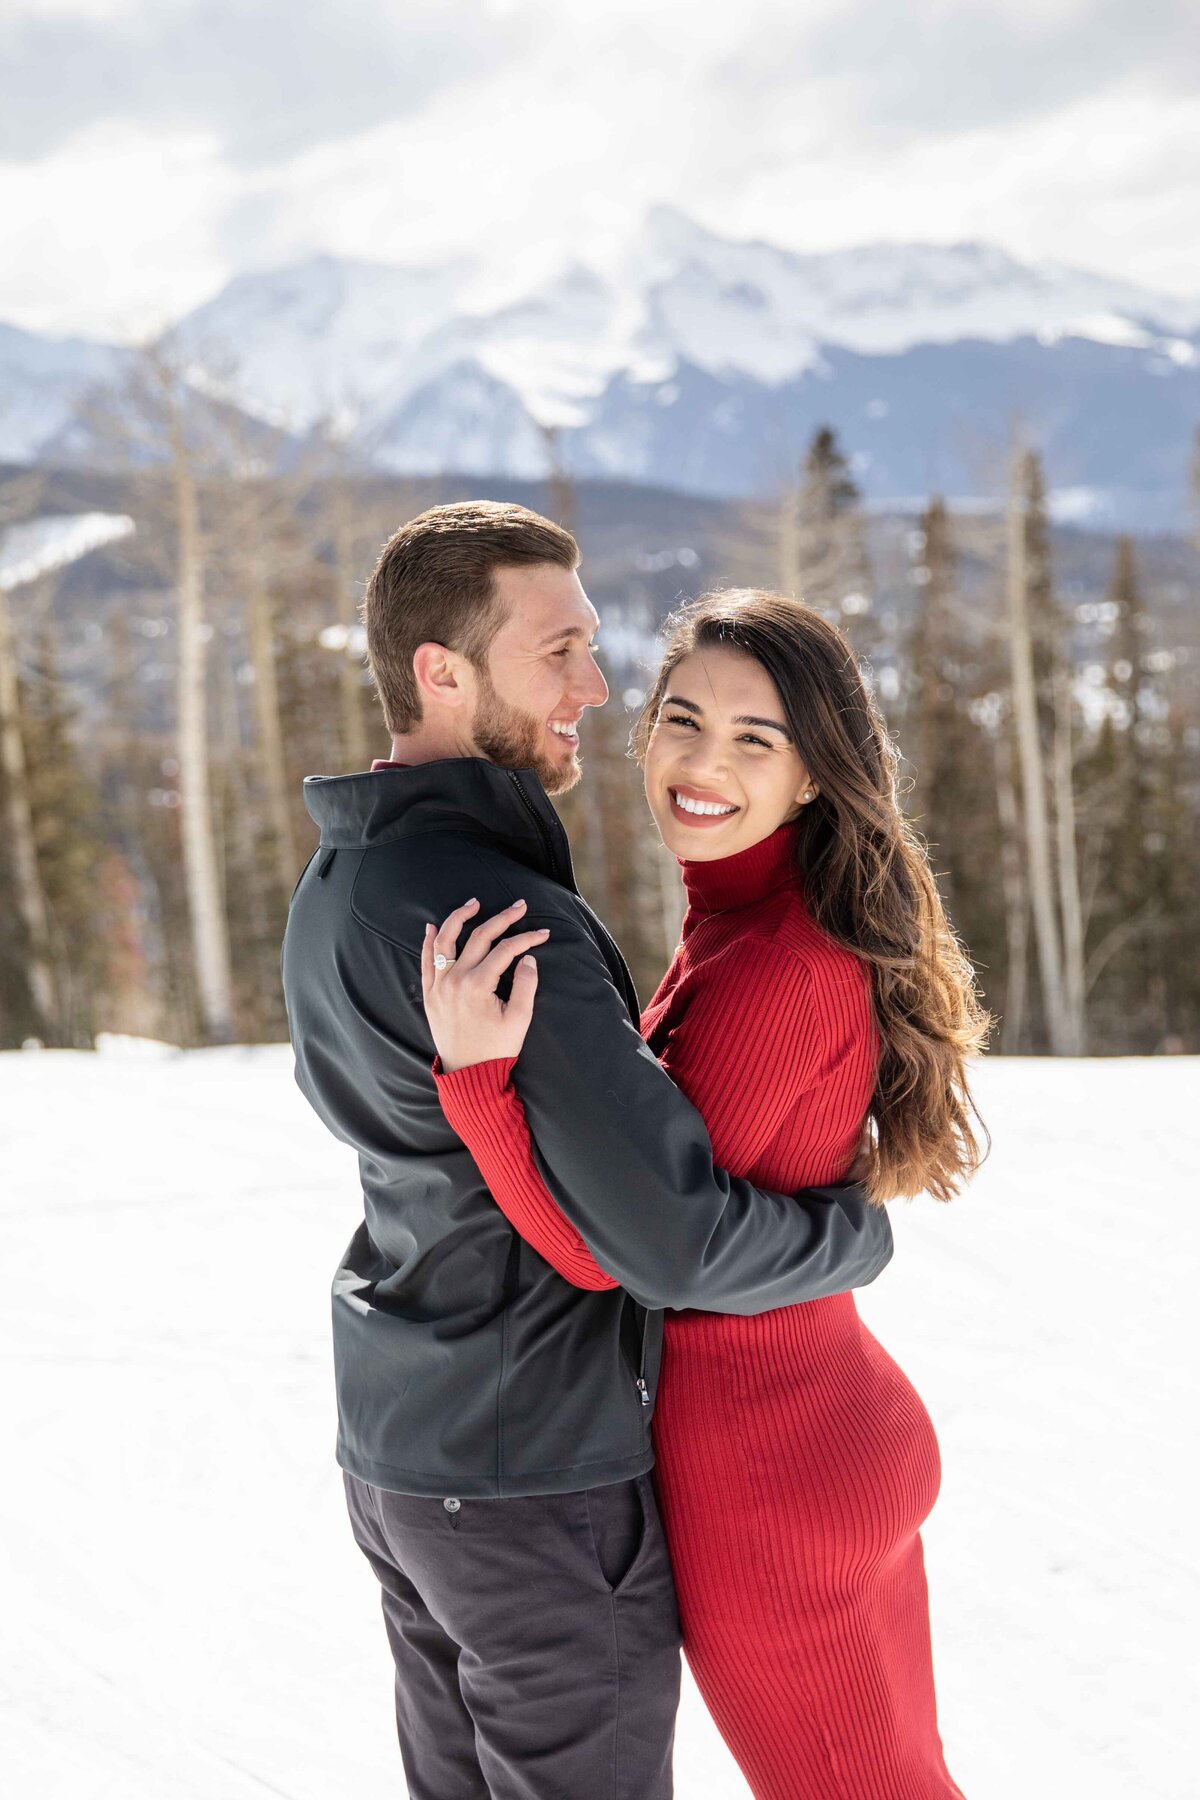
[680,822,801,914]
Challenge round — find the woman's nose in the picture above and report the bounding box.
[679,746,730,783]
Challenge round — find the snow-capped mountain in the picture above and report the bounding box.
[5,209,1199,526]
[0,322,129,464]
[166,207,1200,441]
[0,510,135,591]
[624,207,1199,368]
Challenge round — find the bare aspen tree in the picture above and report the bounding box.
[990,719,1029,1053]
[540,424,578,541]
[1006,450,1070,1052]
[245,553,298,902]
[907,497,954,806]
[656,844,685,964]
[0,575,58,1035]
[0,474,68,1038]
[212,615,279,1034]
[160,356,236,1042]
[1052,669,1087,1051]
[776,482,803,599]
[329,453,370,772]
[227,474,301,907]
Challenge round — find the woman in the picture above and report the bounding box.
[421,590,989,1799]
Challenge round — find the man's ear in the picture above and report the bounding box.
[412,641,471,713]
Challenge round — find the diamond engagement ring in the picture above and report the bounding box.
[433,953,456,971]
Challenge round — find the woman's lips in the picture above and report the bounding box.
[667,786,741,828]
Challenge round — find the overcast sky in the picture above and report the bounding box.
[3,0,1198,340]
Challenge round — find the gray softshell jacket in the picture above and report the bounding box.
[281,759,893,1497]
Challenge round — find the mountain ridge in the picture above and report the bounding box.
[3,211,1198,526]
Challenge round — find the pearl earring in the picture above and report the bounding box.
[803,788,815,802]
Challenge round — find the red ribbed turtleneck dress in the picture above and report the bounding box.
[435,823,963,1800]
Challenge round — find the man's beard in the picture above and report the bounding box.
[471,668,582,796]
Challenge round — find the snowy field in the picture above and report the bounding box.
[2,1045,1196,1800]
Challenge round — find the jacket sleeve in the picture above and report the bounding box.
[434,1055,619,1291]
[491,910,892,1315]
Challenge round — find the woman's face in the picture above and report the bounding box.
[643,646,817,862]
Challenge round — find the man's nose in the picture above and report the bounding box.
[577,653,609,708]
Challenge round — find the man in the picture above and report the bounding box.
[281,501,892,1799]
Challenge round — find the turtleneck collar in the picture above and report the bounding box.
[681,821,801,914]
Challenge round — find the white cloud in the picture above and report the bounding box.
[0,121,237,337]
[724,84,1200,296]
[0,0,1196,340]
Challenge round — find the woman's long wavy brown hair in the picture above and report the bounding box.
[634,589,991,1204]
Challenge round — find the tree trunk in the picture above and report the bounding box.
[540,424,578,540]
[218,624,279,1032]
[245,555,299,905]
[1052,670,1087,1053]
[656,842,685,964]
[330,473,369,771]
[1007,456,1069,1052]
[171,416,235,1043]
[0,582,58,1035]
[777,486,802,598]
[992,723,1028,1054]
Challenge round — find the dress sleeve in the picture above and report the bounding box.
[433,1055,619,1291]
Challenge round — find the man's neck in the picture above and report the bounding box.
[383,725,479,767]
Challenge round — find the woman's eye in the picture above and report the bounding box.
[740,734,770,749]
[663,712,698,729]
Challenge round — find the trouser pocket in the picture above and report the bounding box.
[585,1476,646,1595]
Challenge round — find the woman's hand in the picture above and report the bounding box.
[421,898,549,1072]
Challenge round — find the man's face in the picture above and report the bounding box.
[468,564,608,795]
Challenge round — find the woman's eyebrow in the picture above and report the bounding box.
[733,714,791,736]
[662,693,790,737]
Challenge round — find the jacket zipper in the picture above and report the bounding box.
[636,1309,650,1407]
[505,770,574,889]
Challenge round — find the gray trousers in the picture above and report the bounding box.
[344,1471,682,1800]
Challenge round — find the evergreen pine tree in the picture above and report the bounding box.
[904,498,1006,1038]
[17,632,112,1044]
[796,426,879,659]
[1081,536,1169,1050]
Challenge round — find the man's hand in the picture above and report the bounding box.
[421,898,549,1073]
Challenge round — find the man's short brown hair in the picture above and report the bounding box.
[362,501,580,734]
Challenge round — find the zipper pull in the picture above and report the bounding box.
[636,1378,650,1408]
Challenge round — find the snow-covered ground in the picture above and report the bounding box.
[2,1047,1195,1799]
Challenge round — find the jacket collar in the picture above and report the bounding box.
[302,758,577,889]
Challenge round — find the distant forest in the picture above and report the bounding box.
[2,353,1199,1056]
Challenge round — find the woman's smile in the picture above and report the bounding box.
[668,783,743,828]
